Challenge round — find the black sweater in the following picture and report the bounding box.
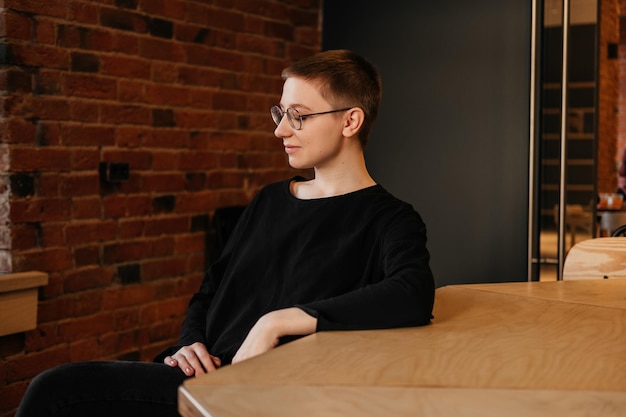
[156,177,435,365]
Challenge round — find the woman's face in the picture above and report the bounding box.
[274,77,348,170]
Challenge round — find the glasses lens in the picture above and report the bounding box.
[270,106,283,126]
[286,108,302,130]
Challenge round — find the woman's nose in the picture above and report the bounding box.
[274,116,291,138]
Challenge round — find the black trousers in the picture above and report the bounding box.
[15,361,188,417]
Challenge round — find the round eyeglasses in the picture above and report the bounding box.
[270,106,352,130]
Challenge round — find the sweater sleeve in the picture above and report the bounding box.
[298,210,435,331]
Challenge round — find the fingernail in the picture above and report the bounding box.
[185,367,192,375]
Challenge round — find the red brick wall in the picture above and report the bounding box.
[619,0,626,168]
[0,0,320,415]
[599,0,619,193]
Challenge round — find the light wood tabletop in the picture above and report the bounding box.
[179,279,626,417]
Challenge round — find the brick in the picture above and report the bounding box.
[65,221,117,245]
[148,320,180,343]
[118,79,146,103]
[38,291,105,321]
[118,263,141,285]
[179,150,219,171]
[5,345,70,382]
[23,322,58,353]
[0,380,29,413]
[115,0,138,9]
[111,31,140,55]
[185,172,206,191]
[30,97,70,120]
[116,126,151,148]
[148,17,173,39]
[9,173,35,197]
[10,198,71,223]
[140,172,185,192]
[143,216,188,236]
[100,103,151,125]
[64,266,114,293]
[0,333,25,358]
[152,194,176,213]
[59,172,100,197]
[142,257,188,281]
[140,297,187,323]
[4,0,68,18]
[70,51,99,72]
[151,60,177,84]
[11,44,69,69]
[56,24,81,48]
[10,224,39,250]
[141,0,186,20]
[101,284,154,310]
[113,308,140,330]
[36,17,57,44]
[40,223,64,247]
[12,247,73,272]
[139,37,185,61]
[0,12,33,40]
[152,151,178,171]
[74,246,100,267]
[103,195,151,218]
[145,83,189,106]
[63,73,117,100]
[100,55,151,79]
[99,7,148,32]
[2,118,35,145]
[0,67,32,93]
[118,219,144,239]
[69,337,100,362]
[68,1,99,24]
[174,233,205,254]
[103,241,152,263]
[152,108,175,127]
[146,129,187,148]
[72,196,101,219]
[34,68,62,95]
[69,100,99,122]
[60,124,115,146]
[102,149,152,169]
[58,312,114,342]
[151,236,175,257]
[177,191,218,214]
[174,109,212,129]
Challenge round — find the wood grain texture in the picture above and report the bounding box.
[459,279,626,309]
[180,385,626,417]
[563,237,626,279]
[180,280,626,417]
[0,271,48,336]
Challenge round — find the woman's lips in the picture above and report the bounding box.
[284,145,299,154]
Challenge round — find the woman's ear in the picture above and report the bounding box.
[342,107,365,138]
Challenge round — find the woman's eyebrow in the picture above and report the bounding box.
[280,103,311,111]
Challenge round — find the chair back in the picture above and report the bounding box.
[563,237,626,280]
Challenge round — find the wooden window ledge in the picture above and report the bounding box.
[0,271,49,337]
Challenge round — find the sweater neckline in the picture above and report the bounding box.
[285,176,382,202]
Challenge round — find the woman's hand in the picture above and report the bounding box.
[164,342,221,376]
[232,308,317,364]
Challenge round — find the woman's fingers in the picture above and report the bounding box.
[165,343,221,376]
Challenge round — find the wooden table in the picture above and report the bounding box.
[179,280,626,417]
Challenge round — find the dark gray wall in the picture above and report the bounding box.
[323,1,531,286]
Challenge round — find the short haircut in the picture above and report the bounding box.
[281,49,382,148]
